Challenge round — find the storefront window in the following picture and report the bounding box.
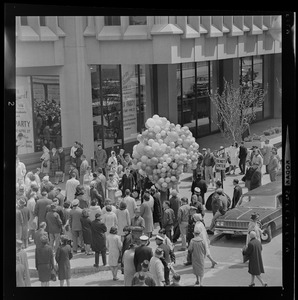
[129,16,147,25]
[16,75,62,154]
[104,16,121,26]
[177,64,182,125]
[252,56,264,120]
[240,57,253,87]
[196,62,210,136]
[182,63,196,135]
[138,65,148,132]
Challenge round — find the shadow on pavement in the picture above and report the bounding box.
[228,262,248,269]
[84,279,124,286]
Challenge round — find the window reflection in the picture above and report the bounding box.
[104,16,121,26]
[129,16,147,25]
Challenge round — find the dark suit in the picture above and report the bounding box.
[243,237,264,275]
[231,184,243,208]
[34,197,53,228]
[133,245,153,272]
[239,145,248,174]
[191,178,208,204]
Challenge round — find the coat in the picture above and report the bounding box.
[58,150,66,172]
[35,244,54,282]
[16,249,31,286]
[232,185,243,208]
[74,147,83,169]
[50,151,60,175]
[120,173,135,195]
[134,245,153,272]
[106,234,122,266]
[243,237,264,275]
[123,196,137,219]
[89,205,102,221]
[121,233,133,258]
[169,196,181,224]
[95,149,107,168]
[34,228,48,249]
[149,256,164,286]
[18,206,30,238]
[250,169,262,190]
[69,207,83,231]
[46,210,63,234]
[65,178,80,203]
[55,244,72,280]
[191,178,208,203]
[80,215,92,244]
[188,235,206,277]
[34,197,53,227]
[262,144,273,165]
[90,187,103,207]
[140,201,154,234]
[131,270,156,286]
[76,193,89,209]
[116,208,131,236]
[106,179,119,204]
[101,211,118,235]
[153,194,162,224]
[123,248,136,286]
[91,219,107,252]
[40,151,50,174]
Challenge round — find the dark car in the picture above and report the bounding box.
[214,181,282,243]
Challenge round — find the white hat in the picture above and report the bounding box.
[219,146,224,149]
[155,235,164,241]
[194,187,201,193]
[140,235,149,241]
[72,199,79,206]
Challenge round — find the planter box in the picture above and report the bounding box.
[243,141,263,149]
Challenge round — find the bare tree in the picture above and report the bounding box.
[209,80,267,142]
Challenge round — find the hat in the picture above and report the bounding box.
[202,148,207,151]
[250,212,259,220]
[194,225,203,234]
[193,213,203,222]
[155,235,164,242]
[141,260,150,269]
[72,199,79,206]
[171,190,178,196]
[172,273,181,281]
[219,146,224,150]
[155,248,164,257]
[140,235,149,241]
[43,175,49,181]
[194,187,201,193]
[249,231,257,239]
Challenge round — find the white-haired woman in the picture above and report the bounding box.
[40,146,50,176]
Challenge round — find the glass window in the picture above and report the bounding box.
[104,16,121,26]
[122,65,139,143]
[139,65,149,132]
[240,57,253,87]
[252,56,264,120]
[39,16,46,26]
[177,64,182,125]
[182,62,196,135]
[20,16,28,26]
[129,16,147,25]
[32,76,61,152]
[196,62,210,136]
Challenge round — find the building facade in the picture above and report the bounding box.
[16,15,282,169]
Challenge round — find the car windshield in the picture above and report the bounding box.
[237,195,276,209]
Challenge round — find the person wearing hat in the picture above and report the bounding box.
[16,156,27,187]
[69,198,84,253]
[155,234,174,285]
[16,239,31,286]
[242,231,267,287]
[68,163,80,181]
[191,172,208,205]
[207,188,228,235]
[134,235,153,272]
[131,260,156,286]
[17,196,30,248]
[40,175,54,194]
[40,146,51,176]
[80,208,93,255]
[250,163,262,191]
[91,212,107,267]
[188,225,207,286]
[34,190,53,229]
[35,235,54,286]
[246,213,263,245]
[261,139,273,175]
[169,190,181,243]
[46,201,63,253]
[239,141,248,175]
[74,185,89,210]
[65,172,80,203]
[267,147,280,182]
[149,248,165,286]
[116,201,131,241]
[55,235,73,286]
[190,193,205,217]
[106,226,122,281]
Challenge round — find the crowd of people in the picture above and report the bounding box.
[15,136,278,287]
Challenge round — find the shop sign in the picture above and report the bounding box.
[16,76,34,154]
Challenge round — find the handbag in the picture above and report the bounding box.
[242,245,249,263]
[43,161,48,168]
[50,268,57,281]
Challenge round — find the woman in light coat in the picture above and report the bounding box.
[227,142,239,175]
[106,226,122,281]
[149,248,165,286]
[106,173,119,205]
[40,146,50,176]
[140,193,154,237]
[115,201,131,240]
[122,243,136,286]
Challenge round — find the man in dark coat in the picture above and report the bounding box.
[238,142,248,175]
[151,187,162,229]
[119,167,135,197]
[90,181,103,208]
[191,173,208,205]
[242,231,267,286]
[250,166,262,191]
[91,212,107,267]
[120,226,133,273]
[134,235,153,272]
[231,179,243,209]
[74,142,83,169]
[34,190,53,229]
[169,190,181,244]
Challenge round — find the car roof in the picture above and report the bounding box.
[242,181,282,197]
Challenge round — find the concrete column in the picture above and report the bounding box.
[60,16,93,162]
[156,64,178,124]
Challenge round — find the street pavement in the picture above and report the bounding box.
[27,118,282,286]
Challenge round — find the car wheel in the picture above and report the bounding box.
[261,224,272,243]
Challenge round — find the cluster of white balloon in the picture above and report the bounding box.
[132,115,200,192]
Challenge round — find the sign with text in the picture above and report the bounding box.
[16,76,34,154]
[122,65,138,142]
[215,157,226,170]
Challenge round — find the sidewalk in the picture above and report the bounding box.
[27,118,282,278]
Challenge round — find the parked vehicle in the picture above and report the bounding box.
[214,181,282,243]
